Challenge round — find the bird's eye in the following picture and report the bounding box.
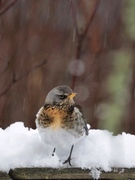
[58,94,66,100]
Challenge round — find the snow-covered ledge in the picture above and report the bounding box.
[1,122,135,179]
[0,168,135,179]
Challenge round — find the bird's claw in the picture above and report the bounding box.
[63,157,72,166]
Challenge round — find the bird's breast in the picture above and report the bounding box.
[46,108,65,130]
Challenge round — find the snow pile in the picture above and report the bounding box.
[0,122,135,176]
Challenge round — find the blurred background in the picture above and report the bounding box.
[0,0,135,134]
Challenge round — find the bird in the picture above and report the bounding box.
[35,85,89,166]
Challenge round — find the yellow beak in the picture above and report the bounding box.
[68,93,77,99]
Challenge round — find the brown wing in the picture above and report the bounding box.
[36,106,53,128]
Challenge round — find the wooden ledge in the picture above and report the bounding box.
[0,171,10,180]
[7,167,135,179]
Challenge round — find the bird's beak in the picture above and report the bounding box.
[68,93,77,99]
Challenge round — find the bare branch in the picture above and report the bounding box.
[13,59,47,83]
[70,0,100,90]
[0,59,47,98]
[0,81,12,97]
[0,0,18,16]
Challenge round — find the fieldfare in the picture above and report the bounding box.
[36,85,89,166]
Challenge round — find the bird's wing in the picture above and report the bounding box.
[36,106,53,128]
[75,104,89,135]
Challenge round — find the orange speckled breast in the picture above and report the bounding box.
[45,108,66,130]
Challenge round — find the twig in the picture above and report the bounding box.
[13,59,47,83]
[0,59,47,98]
[70,0,100,90]
[0,0,18,16]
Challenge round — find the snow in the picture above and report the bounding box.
[90,168,101,179]
[0,122,135,179]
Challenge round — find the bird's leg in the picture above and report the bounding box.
[63,145,74,166]
[52,148,56,156]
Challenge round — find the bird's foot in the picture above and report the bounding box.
[63,145,74,166]
[63,157,72,166]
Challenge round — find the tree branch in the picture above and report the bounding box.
[0,0,18,16]
[0,59,47,98]
[70,0,100,90]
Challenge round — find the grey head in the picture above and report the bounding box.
[45,85,76,105]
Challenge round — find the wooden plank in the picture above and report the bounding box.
[9,167,135,179]
[0,171,10,180]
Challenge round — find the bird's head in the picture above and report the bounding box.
[45,85,77,105]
